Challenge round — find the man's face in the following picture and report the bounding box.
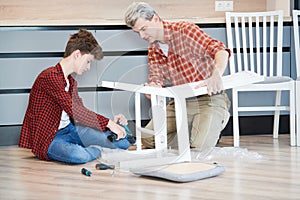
[74,52,94,75]
[132,15,161,44]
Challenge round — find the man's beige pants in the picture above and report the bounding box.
[142,92,231,150]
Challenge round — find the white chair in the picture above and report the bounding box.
[100,71,263,167]
[225,10,296,147]
[293,10,300,146]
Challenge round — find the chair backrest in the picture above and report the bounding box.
[293,10,300,77]
[225,10,284,77]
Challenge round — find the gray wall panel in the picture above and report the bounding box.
[0,29,148,53]
[0,58,60,89]
[0,94,28,125]
[95,30,148,51]
[76,56,148,86]
[0,56,148,89]
[0,30,74,53]
[202,27,227,44]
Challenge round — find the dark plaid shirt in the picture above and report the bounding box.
[19,63,109,160]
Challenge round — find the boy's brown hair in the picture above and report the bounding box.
[64,29,103,60]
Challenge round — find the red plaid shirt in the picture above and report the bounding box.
[148,21,230,86]
[19,63,109,160]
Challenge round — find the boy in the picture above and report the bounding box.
[19,29,131,164]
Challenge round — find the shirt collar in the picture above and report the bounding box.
[151,21,173,49]
[56,62,76,86]
[56,62,63,74]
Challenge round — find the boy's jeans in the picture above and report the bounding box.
[47,123,130,164]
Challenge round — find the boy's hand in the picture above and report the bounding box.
[106,119,126,140]
[113,114,128,126]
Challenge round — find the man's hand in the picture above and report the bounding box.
[144,82,162,99]
[195,68,224,96]
[195,50,228,95]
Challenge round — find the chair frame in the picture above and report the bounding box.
[293,10,300,146]
[100,72,263,167]
[225,10,296,147]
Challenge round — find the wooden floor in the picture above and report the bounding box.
[0,135,299,200]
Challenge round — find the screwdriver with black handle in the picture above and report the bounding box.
[95,163,115,170]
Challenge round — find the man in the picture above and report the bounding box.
[19,29,131,164]
[124,2,231,150]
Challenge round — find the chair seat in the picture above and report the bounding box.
[235,76,294,91]
[257,76,293,84]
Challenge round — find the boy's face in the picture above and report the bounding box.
[132,15,161,44]
[74,52,94,75]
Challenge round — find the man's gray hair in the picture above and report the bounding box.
[124,2,157,27]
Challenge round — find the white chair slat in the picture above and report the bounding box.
[248,16,255,72]
[269,15,274,76]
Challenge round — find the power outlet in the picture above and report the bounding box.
[215,1,233,11]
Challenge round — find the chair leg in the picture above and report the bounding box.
[135,92,142,151]
[289,82,296,146]
[151,95,167,151]
[296,81,300,146]
[232,89,240,147]
[273,91,281,139]
[174,97,191,162]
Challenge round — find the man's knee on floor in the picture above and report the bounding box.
[141,137,155,149]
